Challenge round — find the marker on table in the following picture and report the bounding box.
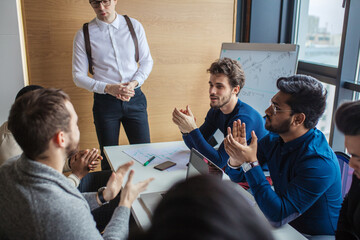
[144,156,156,166]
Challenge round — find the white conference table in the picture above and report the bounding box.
[104,141,307,240]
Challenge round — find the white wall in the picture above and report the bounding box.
[0,0,25,123]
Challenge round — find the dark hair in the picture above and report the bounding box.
[335,100,360,135]
[15,85,43,100]
[276,74,327,129]
[131,175,273,240]
[207,58,245,96]
[8,88,71,160]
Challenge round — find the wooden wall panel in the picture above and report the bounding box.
[21,0,235,149]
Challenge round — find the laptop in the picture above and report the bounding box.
[139,148,225,216]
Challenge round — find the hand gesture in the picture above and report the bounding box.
[117,81,138,101]
[172,105,197,134]
[119,170,154,208]
[104,83,135,101]
[70,148,101,179]
[102,161,134,202]
[224,120,258,167]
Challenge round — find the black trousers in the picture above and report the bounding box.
[93,87,150,170]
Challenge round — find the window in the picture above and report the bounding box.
[317,82,336,141]
[353,48,360,100]
[295,0,345,67]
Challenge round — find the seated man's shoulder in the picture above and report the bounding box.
[307,129,336,161]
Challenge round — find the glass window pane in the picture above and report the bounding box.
[295,0,344,67]
[317,82,335,142]
[353,48,360,100]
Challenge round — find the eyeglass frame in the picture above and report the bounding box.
[269,100,293,115]
[90,0,111,8]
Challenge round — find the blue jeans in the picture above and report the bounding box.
[93,88,150,170]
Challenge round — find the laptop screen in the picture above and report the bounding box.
[186,148,223,179]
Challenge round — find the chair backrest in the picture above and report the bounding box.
[335,151,353,198]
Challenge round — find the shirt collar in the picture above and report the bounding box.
[280,128,315,155]
[95,13,122,31]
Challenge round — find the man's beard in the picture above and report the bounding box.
[66,138,79,159]
[210,93,232,110]
[265,115,292,134]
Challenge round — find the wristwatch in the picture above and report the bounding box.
[97,187,109,205]
[241,161,259,173]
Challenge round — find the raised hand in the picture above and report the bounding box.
[224,120,258,167]
[101,161,134,202]
[231,119,247,146]
[172,105,197,134]
[119,170,154,208]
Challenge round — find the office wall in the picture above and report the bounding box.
[0,1,25,123]
[21,0,235,149]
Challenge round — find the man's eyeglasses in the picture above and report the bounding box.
[90,0,111,8]
[269,101,293,115]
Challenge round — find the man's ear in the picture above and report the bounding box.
[232,86,240,96]
[53,131,66,148]
[292,113,306,126]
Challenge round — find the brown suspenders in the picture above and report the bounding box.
[123,15,139,63]
[82,15,139,75]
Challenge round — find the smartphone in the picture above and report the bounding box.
[154,161,176,171]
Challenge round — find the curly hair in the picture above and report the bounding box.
[207,58,245,96]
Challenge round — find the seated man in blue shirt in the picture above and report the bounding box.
[172,58,268,169]
[224,75,342,235]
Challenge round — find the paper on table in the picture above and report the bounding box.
[123,144,190,171]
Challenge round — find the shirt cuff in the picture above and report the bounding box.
[245,165,267,187]
[67,173,81,188]
[227,158,241,169]
[63,158,71,172]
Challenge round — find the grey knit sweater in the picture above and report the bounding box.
[0,155,130,240]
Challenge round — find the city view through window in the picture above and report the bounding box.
[296,0,344,141]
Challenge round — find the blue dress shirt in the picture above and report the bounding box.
[226,128,342,235]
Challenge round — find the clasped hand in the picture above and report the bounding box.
[172,105,197,134]
[105,81,138,102]
[70,148,102,179]
[224,120,258,167]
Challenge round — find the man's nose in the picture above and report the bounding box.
[264,106,272,116]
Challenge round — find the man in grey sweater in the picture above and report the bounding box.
[0,88,153,240]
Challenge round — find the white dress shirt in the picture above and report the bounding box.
[72,14,153,94]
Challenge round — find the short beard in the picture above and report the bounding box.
[210,94,232,110]
[265,117,292,134]
[66,141,79,159]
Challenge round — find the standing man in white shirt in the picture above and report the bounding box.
[73,0,153,170]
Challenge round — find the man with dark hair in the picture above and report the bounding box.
[224,75,342,235]
[73,0,153,171]
[172,58,268,169]
[0,85,100,188]
[335,100,360,240]
[0,88,153,239]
